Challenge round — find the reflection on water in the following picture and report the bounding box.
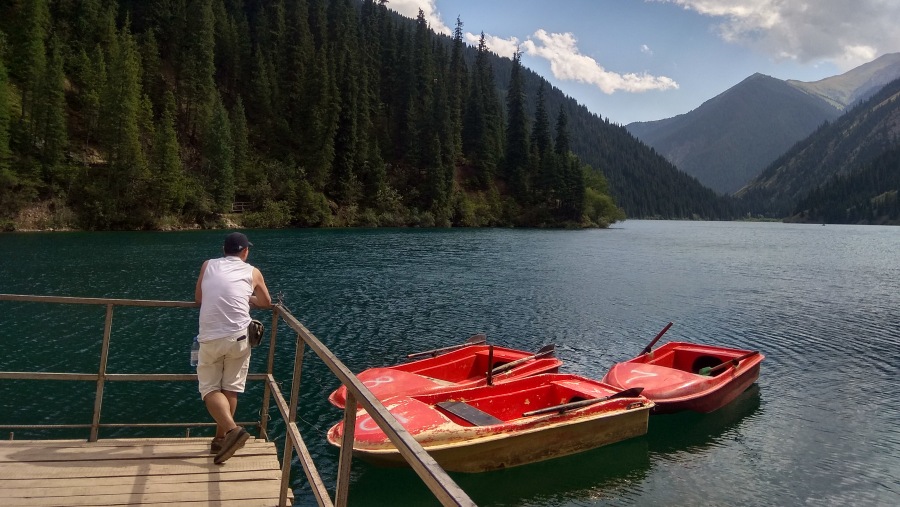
[349,437,651,507]
[2,222,898,506]
[647,383,762,456]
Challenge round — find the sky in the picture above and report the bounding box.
[383,0,900,125]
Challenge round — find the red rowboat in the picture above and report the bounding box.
[602,341,764,414]
[328,338,562,409]
[327,373,653,472]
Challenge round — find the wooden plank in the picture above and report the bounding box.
[0,441,272,462]
[2,478,281,498]
[0,470,281,489]
[0,456,280,479]
[0,438,230,447]
[4,496,280,507]
[0,437,289,506]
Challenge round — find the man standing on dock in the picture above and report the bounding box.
[195,232,272,464]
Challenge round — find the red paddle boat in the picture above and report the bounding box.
[327,373,653,472]
[602,324,764,414]
[328,336,562,408]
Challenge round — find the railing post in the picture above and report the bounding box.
[279,332,306,507]
[90,303,115,442]
[334,393,358,507]
[259,308,280,440]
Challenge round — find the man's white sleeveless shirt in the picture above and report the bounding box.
[198,256,254,342]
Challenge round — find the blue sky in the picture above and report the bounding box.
[386,0,900,125]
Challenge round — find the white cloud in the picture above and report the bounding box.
[392,1,678,94]
[650,0,900,70]
[386,0,451,35]
[641,44,654,55]
[521,30,678,94]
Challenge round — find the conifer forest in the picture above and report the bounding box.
[0,0,635,230]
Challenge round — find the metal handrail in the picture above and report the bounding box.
[0,293,475,507]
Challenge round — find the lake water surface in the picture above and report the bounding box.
[1,221,898,506]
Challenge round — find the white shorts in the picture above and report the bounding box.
[197,334,251,400]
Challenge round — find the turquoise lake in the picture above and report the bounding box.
[1,221,898,506]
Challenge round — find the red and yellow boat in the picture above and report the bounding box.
[327,373,653,472]
[602,341,764,414]
[328,337,562,409]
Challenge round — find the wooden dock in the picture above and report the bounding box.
[0,294,475,507]
[0,437,290,506]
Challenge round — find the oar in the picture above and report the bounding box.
[522,387,645,417]
[490,344,555,375]
[641,322,673,355]
[698,351,759,376]
[407,334,486,359]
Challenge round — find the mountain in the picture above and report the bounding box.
[788,53,900,110]
[735,76,900,220]
[626,53,900,195]
[626,74,841,194]
[490,62,736,219]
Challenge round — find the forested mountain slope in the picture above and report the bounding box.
[735,77,900,220]
[488,57,735,219]
[0,0,731,231]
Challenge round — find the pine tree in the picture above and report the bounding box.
[34,34,68,185]
[0,54,11,175]
[152,91,186,216]
[531,82,551,158]
[446,16,467,164]
[78,46,106,159]
[463,33,502,189]
[504,50,529,200]
[180,0,215,141]
[100,20,148,223]
[230,96,250,195]
[555,108,571,156]
[204,93,234,213]
[12,0,49,122]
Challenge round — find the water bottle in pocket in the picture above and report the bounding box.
[190,335,200,367]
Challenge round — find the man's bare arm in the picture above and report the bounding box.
[250,268,272,309]
[194,260,209,304]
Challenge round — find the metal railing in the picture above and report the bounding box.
[0,294,475,507]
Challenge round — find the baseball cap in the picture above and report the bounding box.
[223,232,253,254]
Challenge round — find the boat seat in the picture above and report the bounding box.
[436,401,503,426]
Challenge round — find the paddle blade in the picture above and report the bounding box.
[535,344,555,357]
[467,333,487,345]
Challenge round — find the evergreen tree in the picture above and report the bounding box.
[446,16,467,164]
[151,91,186,216]
[34,34,68,186]
[230,96,250,194]
[462,33,502,189]
[11,0,49,122]
[179,0,215,141]
[139,30,165,115]
[78,46,106,159]
[99,21,148,224]
[204,92,234,212]
[531,82,551,158]
[555,108,571,156]
[0,52,11,175]
[504,50,529,200]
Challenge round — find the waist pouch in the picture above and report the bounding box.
[248,319,264,348]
